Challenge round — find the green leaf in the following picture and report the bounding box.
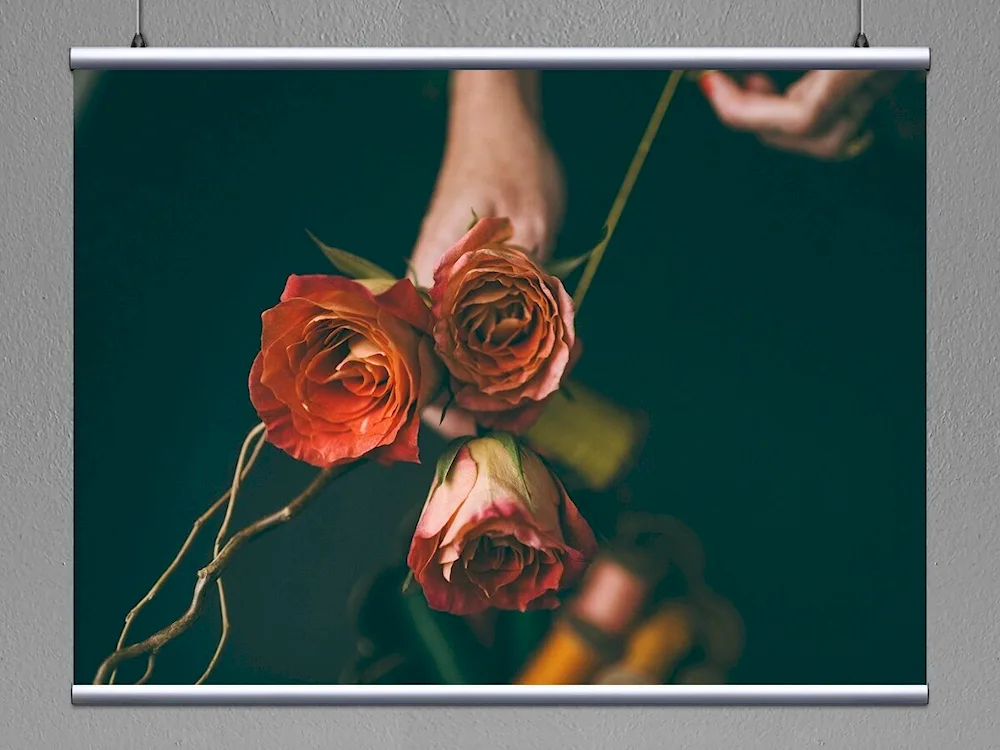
[305,229,396,280]
[400,570,415,593]
[560,383,576,402]
[433,435,474,489]
[490,432,533,511]
[429,379,451,410]
[545,249,593,279]
[437,391,455,426]
[466,208,480,231]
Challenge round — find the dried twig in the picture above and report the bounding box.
[93,458,362,685]
[196,421,267,685]
[107,423,268,684]
[135,653,156,685]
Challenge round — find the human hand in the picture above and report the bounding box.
[411,71,566,437]
[697,70,905,161]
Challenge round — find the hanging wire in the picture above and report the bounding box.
[853,0,870,47]
[131,0,147,47]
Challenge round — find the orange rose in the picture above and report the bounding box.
[249,274,441,468]
[429,217,577,432]
[407,435,597,615]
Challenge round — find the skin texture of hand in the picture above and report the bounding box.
[411,71,566,438]
[698,70,905,160]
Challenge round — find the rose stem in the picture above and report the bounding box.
[572,70,684,313]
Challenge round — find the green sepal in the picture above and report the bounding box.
[490,431,533,511]
[545,249,593,279]
[400,570,415,594]
[433,435,475,489]
[305,229,396,280]
[437,390,456,426]
[466,208,480,231]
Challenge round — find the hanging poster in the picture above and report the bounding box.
[72,52,928,701]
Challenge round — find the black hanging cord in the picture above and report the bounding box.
[853,0,870,47]
[131,0,147,47]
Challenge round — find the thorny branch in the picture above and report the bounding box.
[94,451,362,685]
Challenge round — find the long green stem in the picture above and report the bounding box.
[572,70,685,312]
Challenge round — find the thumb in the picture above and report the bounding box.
[410,205,485,289]
[507,215,555,266]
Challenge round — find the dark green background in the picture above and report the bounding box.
[74,70,925,685]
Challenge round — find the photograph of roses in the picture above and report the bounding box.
[74,68,925,689]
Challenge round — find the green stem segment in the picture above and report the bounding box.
[572,70,685,313]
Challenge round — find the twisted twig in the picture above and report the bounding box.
[93,459,361,685]
[196,421,267,684]
[107,423,268,684]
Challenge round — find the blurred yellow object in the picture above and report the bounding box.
[514,513,745,686]
[525,379,647,492]
[593,603,695,684]
[514,617,608,685]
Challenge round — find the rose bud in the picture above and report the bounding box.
[429,217,577,432]
[407,434,598,616]
[249,275,442,468]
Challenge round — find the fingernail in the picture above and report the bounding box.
[697,71,718,96]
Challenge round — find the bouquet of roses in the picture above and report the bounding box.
[93,71,743,687]
[254,214,604,612]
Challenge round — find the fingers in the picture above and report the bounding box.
[764,74,904,160]
[758,116,865,161]
[701,70,903,160]
[700,72,818,136]
[785,70,874,119]
[742,73,778,94]
[700,70,879,139]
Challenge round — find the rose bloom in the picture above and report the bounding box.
[249,274,441,468]
[430,217,577,432]
[407,435,597,615]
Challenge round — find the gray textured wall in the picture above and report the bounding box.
[1,0,997,748]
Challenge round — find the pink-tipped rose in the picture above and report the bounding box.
[407,435,597,615]
[429,217,577,432]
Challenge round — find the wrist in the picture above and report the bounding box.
[448,71,541,140]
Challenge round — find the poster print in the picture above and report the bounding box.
[74,65,926,693]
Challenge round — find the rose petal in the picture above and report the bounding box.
[280,274,342,302]
[373,278,435,334]
[431,217,515,295]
